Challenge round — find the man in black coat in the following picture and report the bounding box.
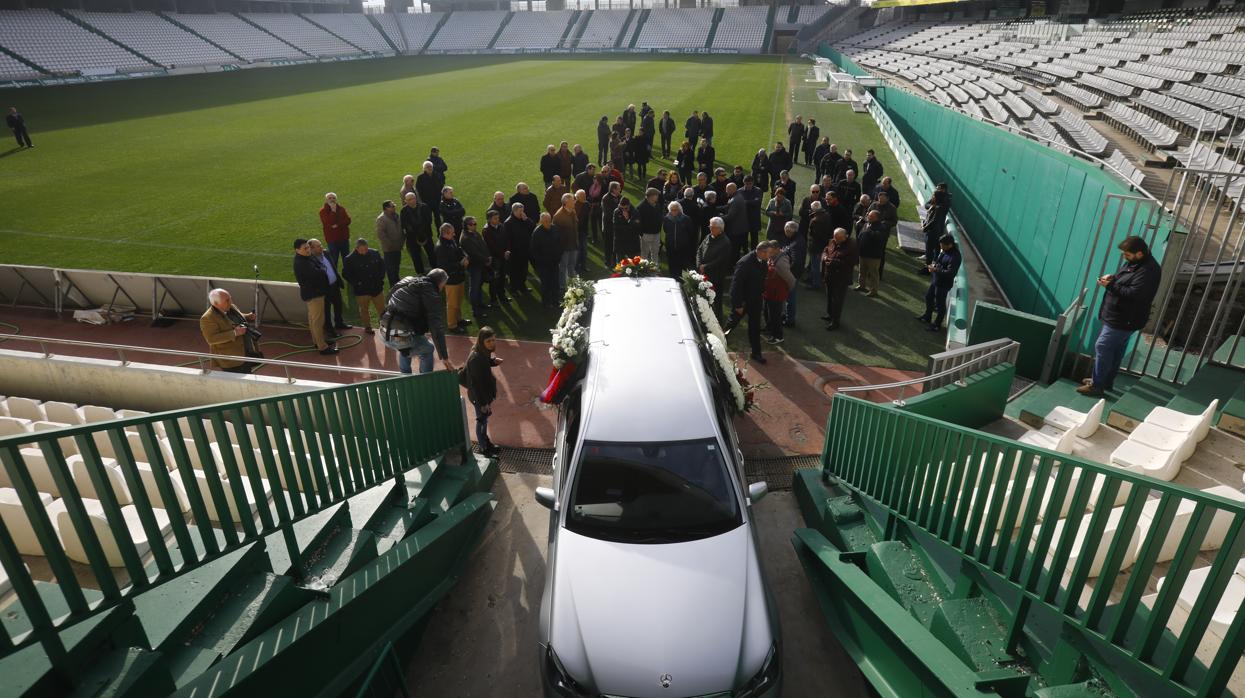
[292,238,337,355]
[767,143,793,184]
[384,271,453,374]
[6,107,32,148]
[723,183,749,258]
[1079,236,1162,397]
[636,188,665,262]
[698,216,733,319]
[509,182,542,223]
[571,144,590,178]
[726,241,776,364]
[659,110,676,158]
[860,149,884,195]
[786,117,805,158]
[817,144,842,182]
[871,177,902,210]
[835,150,858,184]
[601,180,622,266]
[342,238,387,334]
[539,145,560,188]
[596,117,610,167]
[921,184,952,272]
[504,203,535,295]
[685,111,701,147]
[700,111,714,146]
[802,118,819,166]
[916,234,962,333]
[836,171,862,210]
[434,223,469,334]
[696,141,716,178]
[428,147,448,190]
[401,192,434,273]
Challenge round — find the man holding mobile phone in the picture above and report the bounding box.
[1078,236,1161,397]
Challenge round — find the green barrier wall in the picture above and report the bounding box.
[967,303,1056,380]
[899,362,1014,428]
[820,45,1167,354]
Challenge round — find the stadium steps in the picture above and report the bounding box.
[1107,376,1181,430]
[0,44,49,77]
[421,11,452,54]
[762,4,777,53]
[786,4,800,23]
[1163,363,1245,419]
[233,12,313,59]
[614,9,636,49]
[368,14,403,53]
[300,14,368,54]
[627,9,650,49]
[55,9,163,69]
[1009,376,1134,428]
[156,12,246,63]
[559,9,583,49]
[486,12,514,50]
[704,7,724,50]
[0,447,499,697]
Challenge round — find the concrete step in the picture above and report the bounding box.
[301,527,379,590]
[865,541,944,629]
[69,646,174,698]
[262,501,351,576]
[367,497,434,556]
[928,597,1013,672]
[1010,377,1134,429]
[419,453,499,516]
[791,468,878,553]
[1217,379,1245,438]
[1108,376,1182,431]
[0,582,151,697]
[1165,364,1245,419]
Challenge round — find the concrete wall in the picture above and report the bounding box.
[967,303,1057,381]
[0,349,336,413]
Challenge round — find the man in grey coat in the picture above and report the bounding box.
[374,200,404,287]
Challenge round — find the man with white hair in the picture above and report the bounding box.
[697,216,732,319]
[416,161,442,227]
[663,200,696,276]
[292,238,338,356]
[200,288,258,373]
[318,192,352,268]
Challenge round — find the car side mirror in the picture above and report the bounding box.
[535,487,557,510]
[748,482,768,503]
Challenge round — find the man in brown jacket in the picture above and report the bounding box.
[552,193,579,293]
[200,288,258,373]
[544,175,567,215]
[374,200,404,287]
[822,228,858,331]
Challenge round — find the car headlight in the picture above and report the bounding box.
[733,644,780,698]
[546,646,594,698]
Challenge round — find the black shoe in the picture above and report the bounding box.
[319,346,339,355]
[750,353,767,364]
[459,319,472,327]
[334,323,353,330]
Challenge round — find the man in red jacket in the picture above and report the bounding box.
[319,192,352,268]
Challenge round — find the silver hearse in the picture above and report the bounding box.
[536,277,780,698]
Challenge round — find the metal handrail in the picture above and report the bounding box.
[838,341,1018,395]
[0,333,402,382]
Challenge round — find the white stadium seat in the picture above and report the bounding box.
[1044,399,1105,438]
[1145,400,1218,442]
[0,488,56,556]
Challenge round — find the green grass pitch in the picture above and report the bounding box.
[0,54,941,370]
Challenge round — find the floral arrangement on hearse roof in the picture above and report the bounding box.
[540,276,595,404]
[680,270,765,415]
[612,256,661,278]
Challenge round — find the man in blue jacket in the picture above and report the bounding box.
[1078,236,1162,396]
[916,234,961,332]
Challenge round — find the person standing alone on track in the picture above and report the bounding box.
[318,193,352,268]
[464,326,503,458]
[1078,236,1162,397]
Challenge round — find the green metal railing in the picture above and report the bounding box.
[823,394,1245,697]
[0,372,466,672]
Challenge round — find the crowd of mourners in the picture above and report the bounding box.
[201,104,965,450]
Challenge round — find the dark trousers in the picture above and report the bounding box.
[383,250,401,286]
[788,139,800,158]
[327,241,350,270]
[806,242,826,286]
[660,134,672,157]
[537,264,559,306]
[490,256,508,302]
[597,143,608,167]
[725,302,763,356]
[825,271,851,325]
[924,231,942,264]
[708,274,726,320]
[924,282,951,327]
[474,402,493,450]
[602,226,615,267]
[468,266,485,314]
[12,127,31,148]
[764,299,786,340]
[406,238,434,274]
[589,203,601,243]
[577,229,589,273]
[324,285,345,333]
[509,252,530,293]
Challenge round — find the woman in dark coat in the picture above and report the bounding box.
[612,198,642,260]
[750,148,770,195]
[674,140,695,184]
[631,130,651,180]
[696,141,716,177]
[663,171,683,204]
[596,116,610,167]
[465,326,501,457]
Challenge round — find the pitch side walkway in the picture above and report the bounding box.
[0,307,917,456]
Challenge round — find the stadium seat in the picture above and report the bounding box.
[1036,503,1143,578]
[1109,438,1186,481]
[1143,485,1245,562]
[68,454,133,506]
[47,497,172,567]
[40,402,85,426]
[1145,400,1218,442]
[80,405,119,423]
[1043,399,1105,438]
[0,417,31,437]
[1018,424,1078,454]
[16,447,64,496]
[5,397,45,422]
[0,488,56,556]
[1128,422,1197,461]
[135,462,191,514]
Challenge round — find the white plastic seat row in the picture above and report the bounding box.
[1161,560,1245,642]
[1043,399,1105,438]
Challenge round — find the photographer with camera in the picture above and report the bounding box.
[380,270,455,375]
[201,288,262,373]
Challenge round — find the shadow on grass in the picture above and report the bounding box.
[0,147,26,159]
[20,54,784,132]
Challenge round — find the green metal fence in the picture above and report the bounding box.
[823,394,1245,697]
[0,372,466,672]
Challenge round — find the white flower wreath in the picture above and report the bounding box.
[706,334,747,412]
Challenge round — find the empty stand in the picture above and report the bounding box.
[577,10,630,49]
[70,11,235,69]
[0,8,152,75]
[395,12,443,52]
[168,12,305,62]
[634,8,715,49]
[373,12,406,52]
[0,52,40,80]
[493,10,574,50]
[427,11,506,51]
[241,13,355,57]
[304,13,392,53]
[713,6,769,51]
